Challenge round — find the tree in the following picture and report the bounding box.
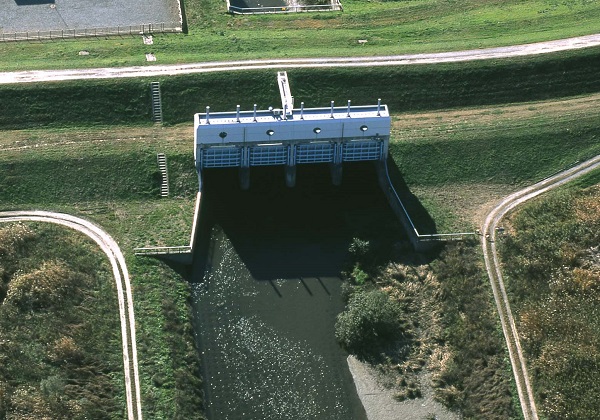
[335,289,406,356]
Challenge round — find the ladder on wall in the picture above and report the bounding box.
[150,81,163,123]
[157,153,169,197]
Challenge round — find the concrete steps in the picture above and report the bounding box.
[157,153,169,197]
[150,81,163,124]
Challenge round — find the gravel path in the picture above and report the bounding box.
[481,155,600,420]
[0,34,599,84]
[0,211,142,420]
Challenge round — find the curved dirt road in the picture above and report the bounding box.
[481,155,600,420]
[0,34,599,84]
[0,211,142,420]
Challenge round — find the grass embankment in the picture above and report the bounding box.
[0,128,205,419]
[0,223,123,418]
[499,173,600,419]
[2,46,600,129]
[392,94,600,232]
[1,0,600,71]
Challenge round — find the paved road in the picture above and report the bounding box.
[0,211,142,420]
[0,34,599,84]
[481,155,600,420]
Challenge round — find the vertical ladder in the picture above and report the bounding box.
[150,82,163,124]
[157,153,169,197]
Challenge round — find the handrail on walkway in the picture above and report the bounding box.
[134,192,202,259]
[134,245,191,255]
[380,160,478,244]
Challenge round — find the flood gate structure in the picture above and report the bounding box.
[194,72,391,189]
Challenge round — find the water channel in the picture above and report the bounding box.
[190,163,404,420]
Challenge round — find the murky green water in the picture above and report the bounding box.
[191,164,398,420]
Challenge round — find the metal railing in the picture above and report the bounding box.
[134,245,191,256]
[0,23,182,42]
[134,192,202,258]
[382,161,477,243]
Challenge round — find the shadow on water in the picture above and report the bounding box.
[185,162,435,420]
[198,162,412,280]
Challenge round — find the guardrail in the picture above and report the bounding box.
[228,1,342,14]
[134,192,202,259]
[0,23,182,42]
[134,245,191,256]
[380,161,478,244]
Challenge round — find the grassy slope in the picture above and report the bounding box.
[499,175,600,419]
[3,45,600,128]
[392,93,600,232]
[2,46,600,231]
[0,0,599,71]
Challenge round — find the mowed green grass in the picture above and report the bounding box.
[2,47,600,234]
[391,94,600,232]
[2,45,600,129]
[0,0,599,70]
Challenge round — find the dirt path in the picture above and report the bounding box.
[481,155,600,420]
[0,34,599,84]
[0,211,142,420]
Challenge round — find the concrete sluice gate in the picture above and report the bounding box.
[194,72,391,189]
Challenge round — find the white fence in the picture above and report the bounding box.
[0,23,182,42]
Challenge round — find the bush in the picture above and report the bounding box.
[350,263,369,285]
[335,289,406,356]
[5,261,83,311]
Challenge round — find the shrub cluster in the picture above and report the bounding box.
[335,288,407,356]
[0,223,122,419]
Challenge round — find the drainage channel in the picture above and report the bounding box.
[188,163,402,419]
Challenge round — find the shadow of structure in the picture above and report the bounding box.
[185,161,439,283]
[384,155,438,236]
[14,0,55,5]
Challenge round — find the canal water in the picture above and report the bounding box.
[190,163,402,420]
